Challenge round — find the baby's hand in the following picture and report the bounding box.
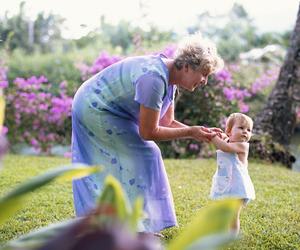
[220,132,229,140]
[209,127,223,133]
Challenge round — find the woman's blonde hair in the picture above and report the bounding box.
[225,113,253,134]
[174,33,224,75]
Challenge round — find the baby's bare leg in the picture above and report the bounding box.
[231,200,244,235]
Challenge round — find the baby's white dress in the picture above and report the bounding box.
[210,149,255,202]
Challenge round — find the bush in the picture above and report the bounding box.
[3,47,286,158]
[8,50,82,95]
[5,76,72,153]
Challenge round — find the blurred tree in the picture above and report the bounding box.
[188,3,290,62]
[0,1,65,54]
[188,3,257,61]
[254,4,300,144]
[251,3,300,167]
[99,17,134,53]
[0,2,30,52]
[98,16,174,54]
[33,12,65,53]
[256,31,291,48]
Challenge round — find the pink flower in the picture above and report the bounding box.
[189,143,199,151]
[1,126,8,135]
[215,69,233,83]
[30,138,39,147]
[238,101,250,113]
[64,151,72,158]
[59,81,67,89]
[0,81,8,88]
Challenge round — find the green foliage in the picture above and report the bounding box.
[7,51,82,94]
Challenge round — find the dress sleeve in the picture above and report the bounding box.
[134,72,166,111]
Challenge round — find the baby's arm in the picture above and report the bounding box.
[219,132,229,141]
[211,136,248,154]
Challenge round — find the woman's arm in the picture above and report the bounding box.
[211,136,248,154]
[139,105,215,142]
[159,104,188,128]
[159,104,223,134]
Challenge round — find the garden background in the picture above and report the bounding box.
[0,1,299,249]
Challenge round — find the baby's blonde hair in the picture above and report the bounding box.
[174,33,224,75]
[225,113,253,135]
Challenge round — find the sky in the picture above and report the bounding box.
[1,0,299,39]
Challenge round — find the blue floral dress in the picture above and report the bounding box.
[71,55,177,232]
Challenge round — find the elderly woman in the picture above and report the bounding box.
[72,34,224,233]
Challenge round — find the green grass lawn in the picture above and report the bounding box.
[0,154,299,249]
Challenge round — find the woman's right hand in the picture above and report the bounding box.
[190,126,217,142]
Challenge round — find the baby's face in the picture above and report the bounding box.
[228,120,252,142]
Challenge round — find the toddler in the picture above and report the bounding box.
[210,113,255,234]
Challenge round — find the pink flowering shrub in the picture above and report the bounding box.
[76,45,177,81]
[5,76,72,154]
[76,52,123,81]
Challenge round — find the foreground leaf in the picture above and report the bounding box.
[186,232,238,250]
[167,199,241,250]
[97,175,131,222]
[1,218,82,250]
[96,175,143,231]
[0,164,102,225]
[130,197,144,231]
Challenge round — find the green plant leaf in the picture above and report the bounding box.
[129,197,144,231]
[167,199,242,250]
[0,164,102,225]
[97,175,131,222]
[2,218,82,250]
[186,232,238,250]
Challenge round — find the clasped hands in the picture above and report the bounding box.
[190,126,224,143]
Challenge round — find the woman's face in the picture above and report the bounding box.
[179,65,209,92]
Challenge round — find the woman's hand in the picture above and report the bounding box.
[190,126,217,142]
[209,127,223,134]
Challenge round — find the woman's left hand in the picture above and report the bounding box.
[208,127,223,133]
[191,126,217,142]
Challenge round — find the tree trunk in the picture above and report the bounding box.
[254,3,300,145]
[251,3,300,168]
